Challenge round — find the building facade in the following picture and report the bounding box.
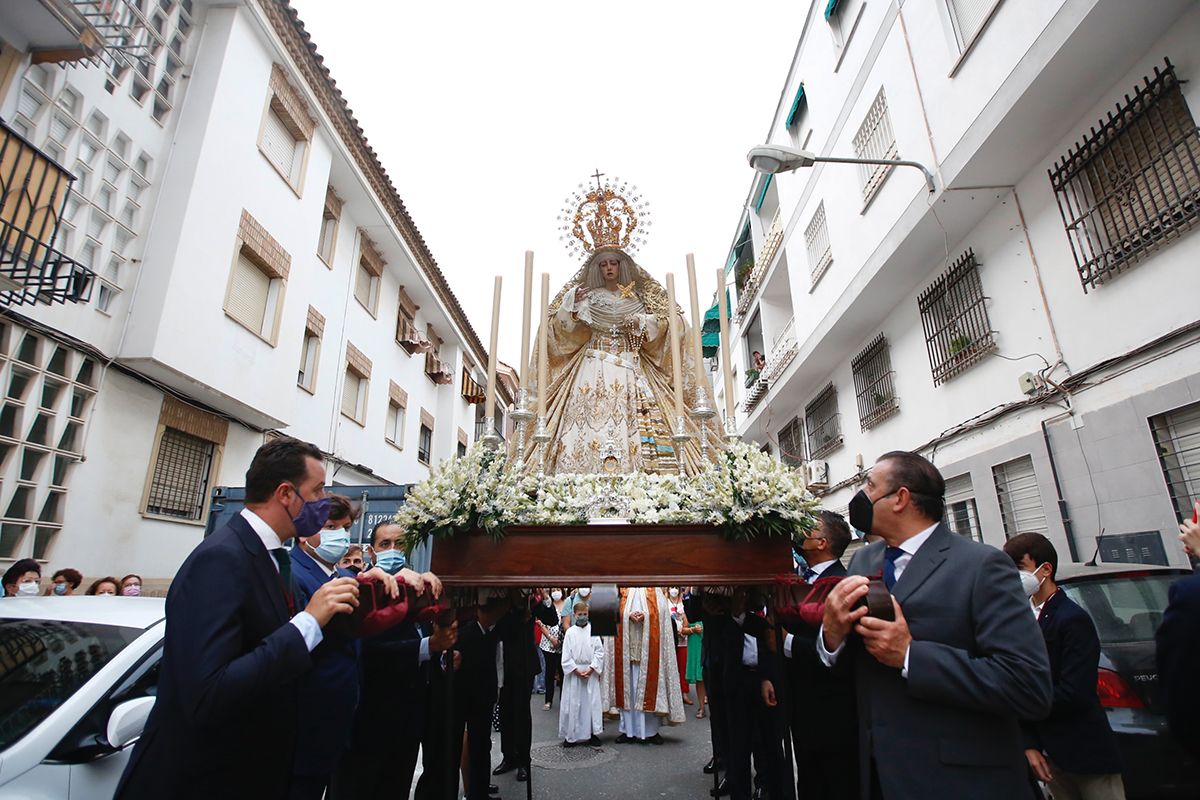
[0,0,509,584]
[719,0,1200,566]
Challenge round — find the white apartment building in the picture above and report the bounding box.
[0,0,510,584]
[718,0,1200,567]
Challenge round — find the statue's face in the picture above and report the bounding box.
[597,254,622,282]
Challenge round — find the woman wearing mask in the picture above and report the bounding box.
[536,588,567,710]
[667,587,693,705]
[49,568,83,596]
[87,577,120,596]
[120,574,143,597]
[3,559,41,597]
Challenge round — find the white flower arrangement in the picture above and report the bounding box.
[396,440,820,551]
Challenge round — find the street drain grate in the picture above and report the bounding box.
[529,739,617,770]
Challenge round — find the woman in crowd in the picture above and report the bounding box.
[667,586,693,705]
[120,574,143,596]
[682,587,706,718]
[536,588,567,710]
[49,567,83,596]
[86,576,120,596]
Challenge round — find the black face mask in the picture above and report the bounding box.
[849,488,901,538]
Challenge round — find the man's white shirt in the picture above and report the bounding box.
[816,522,939,678]
[240,508,323,652]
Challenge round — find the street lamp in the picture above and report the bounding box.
[747,143,936,193]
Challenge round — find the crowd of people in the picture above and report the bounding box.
[7,434,1190,800]
[2,559,143,597]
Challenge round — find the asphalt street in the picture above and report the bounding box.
[413,690,720,800]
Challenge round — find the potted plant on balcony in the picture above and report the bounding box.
[872,391,893,409]
[744,368,760,388]
[735,259,754,292]
[948,334,974,366]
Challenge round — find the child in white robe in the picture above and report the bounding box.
[559,601,605,746]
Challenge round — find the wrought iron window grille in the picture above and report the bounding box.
[805,382,843,459]
[917,249,994,386]
[0,122,95,307]
[1049,58,1200,291]
[851,333,898,430]
[145,427,214,521]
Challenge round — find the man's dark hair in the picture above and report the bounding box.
[52,568,83,589]
[244,437,324,503]
[1003,532,1059,581]
[327,494,361,523]
[371,519,401,547]
[3,558,41,588]
[877,450,945,522]
[818,510,853,558]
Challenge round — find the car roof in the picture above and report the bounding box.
[1056,561,1191,582]
[0,596,166,630]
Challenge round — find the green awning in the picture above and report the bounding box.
[702,330,720,358]
[754,174,773,212]
[785,83,806,128]
[702,290,730,334]
[825,0,842,21]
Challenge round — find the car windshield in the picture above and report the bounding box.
[0,618,143,751]
[1060,574,1176,645]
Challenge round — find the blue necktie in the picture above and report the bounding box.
[801,567,817,583]
[883,547,904,591]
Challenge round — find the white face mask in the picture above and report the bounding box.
[551,590,563,601]
[668,588,680,598]
[1019,568,1046,598]
[18,581,39,596]
[578,587,591,598]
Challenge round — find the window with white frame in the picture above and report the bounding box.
[341,366,368,425]
[144,427,215,521]
[943,473,982,541]
[386,399,405,447]
[946,0,999,51]
[297,331,320,392]
[142,397,227,525]
[258,66,314,193]
[354,256,379,313]
[992,455,1048,538]
[224,211,290,345]
[1149,401,1200,523]
[805,201,833,287]
[852,88,897,205]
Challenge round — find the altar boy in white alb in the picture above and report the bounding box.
[559,601,605,746]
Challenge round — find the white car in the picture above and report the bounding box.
[0,597,165,799]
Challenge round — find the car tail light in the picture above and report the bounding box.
[1097,667,1144,708]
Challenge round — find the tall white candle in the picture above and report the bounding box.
[519,252,533,392]
[666,273,685,421]
[538,273,549,418]
[717,268,735,421]
[484,276,502,425]
[685,254,708,406]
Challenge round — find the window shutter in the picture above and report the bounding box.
[341,370,360,419]
[993,456,1048,537]
[228,252,270,334]
[948,0,995,46]
[355,262,373,307]
[261,107,297,179]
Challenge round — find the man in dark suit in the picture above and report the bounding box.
[115,437,361,799]
[1003,531,1124,798]
[762,510,858,800]
[1156,509,1200,761]
[451,597,510,800]
[493,592,540,783]
[820,451,1053,799]
[334,520,457,799]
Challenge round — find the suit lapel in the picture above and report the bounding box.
[892,525,951,605]
[232,515,291,623]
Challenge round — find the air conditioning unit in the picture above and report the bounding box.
[806,460,829,488]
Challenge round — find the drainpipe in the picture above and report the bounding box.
[1040,411,1080,561]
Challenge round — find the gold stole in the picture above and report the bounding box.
[614,588,662,713]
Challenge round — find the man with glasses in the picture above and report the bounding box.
[818,451,1052,799]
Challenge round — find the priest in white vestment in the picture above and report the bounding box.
[606,587,685,743]
[559,603,605,746]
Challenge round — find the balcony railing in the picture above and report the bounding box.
[474,418,504,442]
[763,317,798,383]
[735,208,783,321]
[0,122,94,306]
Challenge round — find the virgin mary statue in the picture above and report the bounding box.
[519,244,720,476]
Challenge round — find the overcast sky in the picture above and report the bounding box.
[289,0,803,371]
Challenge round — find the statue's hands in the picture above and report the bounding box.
[574,287,590,303]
